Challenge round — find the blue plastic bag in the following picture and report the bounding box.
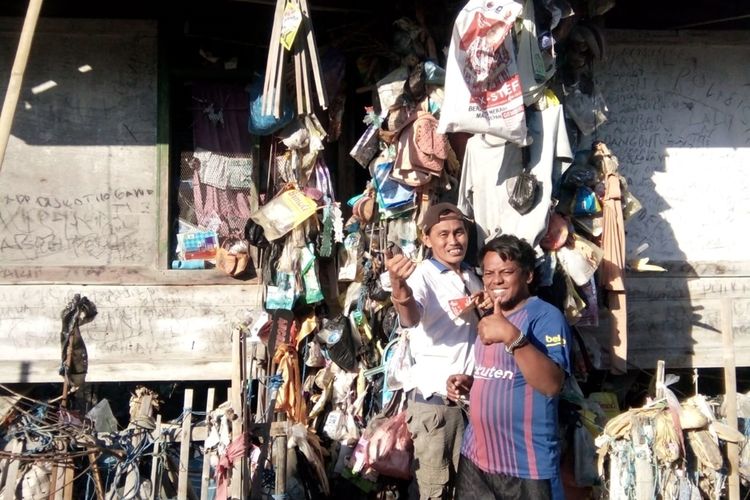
[572,186,601,216]
[247,74,294,136]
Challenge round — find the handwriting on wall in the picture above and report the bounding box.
[0,20,158,269]
[596,38,750,261]
[0,188,155,265]
[0,285,262,382]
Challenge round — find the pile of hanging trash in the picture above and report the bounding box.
[591,384,750,500]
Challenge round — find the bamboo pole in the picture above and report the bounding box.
[0,0,44,173]
[722,298,740,500]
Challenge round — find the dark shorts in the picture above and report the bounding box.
[454,455,552,500]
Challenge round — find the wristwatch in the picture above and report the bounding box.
[505,332,529,355]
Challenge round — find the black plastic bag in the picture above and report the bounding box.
[507,169,539,215]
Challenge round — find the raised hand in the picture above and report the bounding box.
[385,246,417,286]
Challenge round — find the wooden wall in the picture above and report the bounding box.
[0,18,262,384]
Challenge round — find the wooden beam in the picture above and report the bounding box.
[88,452,105,500]
[655,360,665,400]
[0,0,44,173]
[230,327,247,500]
[272,430,287,497]
[178,389,194,500]
[200,388,215,500]
[2,440,23,500]
[149,415,163,500]
[722,298,740,500]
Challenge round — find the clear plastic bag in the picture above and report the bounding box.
[564,86,609,135]
[384,333,413,391]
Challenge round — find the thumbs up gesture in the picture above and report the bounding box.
[478,295,519,346]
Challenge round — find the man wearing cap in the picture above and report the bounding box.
[386,202,484,499]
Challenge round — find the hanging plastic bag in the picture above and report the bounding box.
[572,186,601,216]
[318,315,357,372]
[304,340,326,368]
[372,161,416,210]
[249,188,318,241]
[350,109,385,168]
[557,235,602,287]
[576,278,600,327]
[247,74,294,136]
[265,272,297,310]
[367,411,413,480]
[507,168,539,215]
[573,421,598,487]
[563,85,609,136]
[438,0,527,144]
[384,332,413,391]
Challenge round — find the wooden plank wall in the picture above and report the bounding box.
[0,284,264,382]
[582,262,750,369]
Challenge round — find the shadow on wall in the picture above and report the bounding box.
[0,19,157,147]
[583,31,750,372]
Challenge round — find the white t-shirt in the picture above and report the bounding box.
[458,102,573,249]
[403,258,484,398]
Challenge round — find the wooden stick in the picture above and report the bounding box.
[299,0,328,109]
[165,454,198,500]
[230,328,247,500]
[52,462,65,500]
[273,39,285,119]
[271,424,288,497]
[62,461,74,500]
[293,40,304,115]
[200,388,215,500]
[655,360,665,400]
[0,0,44,172]
[2,440,23,500]
[149,415,163,500]
[178,389,194,500]
[47,463,59,500]
[88,452,105,500]
[300,43,312,115]
[722,298,740,500]
[123,394,155,498]
[262,0,285,116]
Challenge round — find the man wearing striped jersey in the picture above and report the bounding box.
[447,234,572,499]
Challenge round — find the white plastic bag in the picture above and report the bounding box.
[384,332,413,391]
[439,0,528,144]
